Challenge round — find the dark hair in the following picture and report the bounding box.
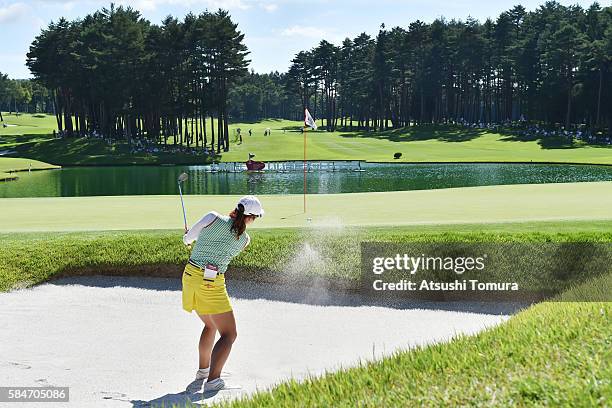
[229,203,248,239]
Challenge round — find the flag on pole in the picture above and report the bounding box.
[304,108,317,130]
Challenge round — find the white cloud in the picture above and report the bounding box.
[0,2,30,23]
[281,25,329,39]
[260,2,277,12]
[280,25,348,44]
[35,1,79,12]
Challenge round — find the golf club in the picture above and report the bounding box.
[177,172,189,232]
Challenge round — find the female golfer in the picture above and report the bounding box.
[181,195,264,392]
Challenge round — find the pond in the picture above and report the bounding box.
[1,162,611,198]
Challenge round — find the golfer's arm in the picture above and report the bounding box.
[183,212,218,245]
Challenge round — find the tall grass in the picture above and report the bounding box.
[217,298,611,407]
[2,228,610,293]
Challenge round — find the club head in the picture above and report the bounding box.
[178,172,188,183]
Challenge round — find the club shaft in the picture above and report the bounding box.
[178,182,187,229]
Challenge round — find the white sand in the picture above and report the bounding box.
[0,276,520,407]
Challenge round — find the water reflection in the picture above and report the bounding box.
[1,162,611,198]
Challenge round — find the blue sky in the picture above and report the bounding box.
[0,0,599,79]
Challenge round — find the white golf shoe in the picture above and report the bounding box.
[203,378,225,392]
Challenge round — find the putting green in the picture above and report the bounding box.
[0,182,610,232]
[0,157,60,181]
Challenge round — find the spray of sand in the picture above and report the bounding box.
[282,241,333,305]
[280,216,362,304]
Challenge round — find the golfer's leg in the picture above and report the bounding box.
[197,314,217,369]
[207,311,237,380]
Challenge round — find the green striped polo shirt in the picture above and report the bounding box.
[189,214,249,274]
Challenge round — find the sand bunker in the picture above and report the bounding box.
[0,276,521,407]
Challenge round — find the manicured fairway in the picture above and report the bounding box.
[0,113,55,136]
[0,182,610,232]
[0,113,211,166]
[220,122,612,165]
[2,113,611,165]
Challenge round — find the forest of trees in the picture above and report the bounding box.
[282,2,611,132]
[25,4,249,152]
[228,71,303,121]
[0,74,53,120]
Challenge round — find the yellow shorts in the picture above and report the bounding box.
[181,263,232,315]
